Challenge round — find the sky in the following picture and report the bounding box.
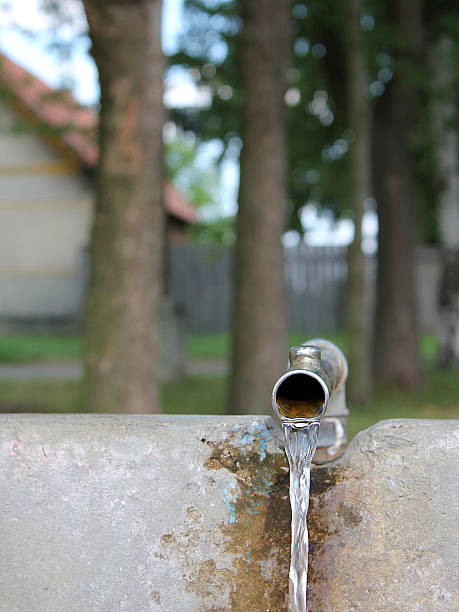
[0,0,377,250]
[0,0,185,105]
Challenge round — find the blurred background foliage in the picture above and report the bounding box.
[0,0,458,434]
[169,0,459,244]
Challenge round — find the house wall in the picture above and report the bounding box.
[0,101,93,319]
[0,99,440,331]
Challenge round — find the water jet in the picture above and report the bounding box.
[272,339,348,611]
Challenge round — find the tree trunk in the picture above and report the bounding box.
[431,36,459,365]
[82,0,164,413]
[345,0,372,405]
[373,0,422,388]
[228,0,289,415]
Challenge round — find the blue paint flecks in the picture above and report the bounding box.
[257,436,267,460]
[254,424,271,460]
[221,482,237,524]
[239,422,272,461]
[245,547,251,573]
[241,433,254,446]
[218,422,278,526]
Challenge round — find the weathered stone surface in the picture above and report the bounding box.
[0,416,457,611]
[308,419,459,612]
[0,414,290,612]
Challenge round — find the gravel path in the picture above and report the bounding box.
[0,359,229,380]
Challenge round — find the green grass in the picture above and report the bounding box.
[0,380,83,413]
[347,366,458,439]
[188,331,438,363]
[0,330,440,364]
[0,330,455,444]
[185,331,348,360]
[186,332,230,360]
[0,334,82,363]
[0,376,228,416]
[0,366,457,442]
[0,331,231,363]
[161,376,228,415]
[0,331,229,363]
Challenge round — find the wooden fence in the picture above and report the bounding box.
[2,245,439,334]
[169,244,348,334]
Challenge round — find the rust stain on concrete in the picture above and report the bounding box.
[192,432,291,611]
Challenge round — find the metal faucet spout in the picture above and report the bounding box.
[272,338,348,427]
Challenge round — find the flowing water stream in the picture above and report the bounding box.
[283,419,320,612]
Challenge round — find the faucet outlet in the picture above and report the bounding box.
[272,338,349,459]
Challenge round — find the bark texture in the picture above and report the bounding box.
[83,0,164,413]
[229,0,289,414]
[345,0,372,405]
[432,37,459,252]
[373,0,422,388]
[431,36,459,365]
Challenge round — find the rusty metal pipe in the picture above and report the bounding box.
[272,339,348,425]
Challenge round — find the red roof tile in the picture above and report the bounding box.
[0,52,197,225]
